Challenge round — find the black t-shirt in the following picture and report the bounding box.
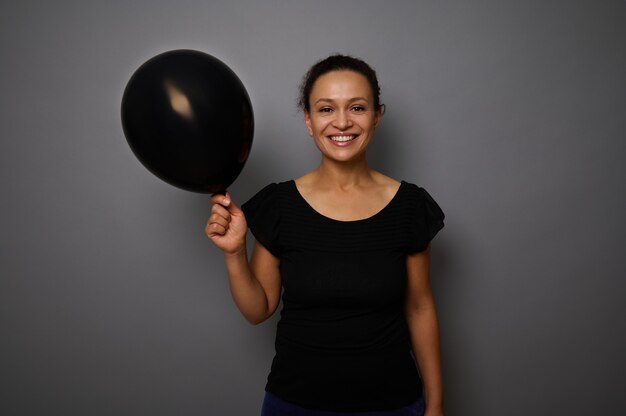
[241,180,444,412]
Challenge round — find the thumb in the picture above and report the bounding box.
[223,192,243,215]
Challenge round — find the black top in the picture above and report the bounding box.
[241,180,444,412]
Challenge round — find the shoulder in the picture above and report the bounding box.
[400,182,445,225]
[396,179,429,197]
[371,170,400,187]
[400,182,445,253]
[371,171,401,200]
[241,182,292,257]
[395,181,445,221]
[399,181,422,197]
[242,181,293,213]
[247,180,293,198]
[294,171,314,192]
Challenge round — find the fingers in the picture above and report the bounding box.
[206,192,239,237]
[211,192,242,215]
[205,220,227,237]
[211,202,230,220]
[206,208,229,235]
[211,192,231,208]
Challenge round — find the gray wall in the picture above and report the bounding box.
[1,1,625,415]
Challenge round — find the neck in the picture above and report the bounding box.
[313,156,374,189]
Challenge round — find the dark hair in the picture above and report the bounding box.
[298,54,382,112]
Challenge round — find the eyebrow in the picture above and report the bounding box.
[314,97,369,105]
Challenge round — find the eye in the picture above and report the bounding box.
[318,107,333,113]
[351,105,366,112]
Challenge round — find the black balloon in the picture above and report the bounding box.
[121,50,254,194]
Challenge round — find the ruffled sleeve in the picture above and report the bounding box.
[407,185,445,253]
[241,183,281,257]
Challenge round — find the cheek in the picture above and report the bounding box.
[366,118,378,131]
[312,119,331,133]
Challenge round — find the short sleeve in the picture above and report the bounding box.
[241,183,281,257]
[407,186,445,253]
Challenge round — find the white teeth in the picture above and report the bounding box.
[330,135,355,142]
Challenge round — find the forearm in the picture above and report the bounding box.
[223,248,271,325]
[407,305,444,413]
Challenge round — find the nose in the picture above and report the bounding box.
[333,109,353,130]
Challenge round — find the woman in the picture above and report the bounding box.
[206,55,445,416]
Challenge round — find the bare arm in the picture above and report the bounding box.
[405,245,444,416]
[205,193,281,325]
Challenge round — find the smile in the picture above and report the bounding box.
[329,135,356,143]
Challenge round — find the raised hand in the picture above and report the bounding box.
[205,192,248,255]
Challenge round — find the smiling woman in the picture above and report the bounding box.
[304,70,381,165]
[205,55,445,416]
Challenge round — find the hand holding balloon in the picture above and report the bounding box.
[121,50,254,194]
[205,193,248,255]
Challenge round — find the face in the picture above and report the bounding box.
[304,70,381,164]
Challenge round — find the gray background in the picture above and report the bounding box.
[1,1,625,415]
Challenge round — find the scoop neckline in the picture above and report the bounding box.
[289,180,406,224]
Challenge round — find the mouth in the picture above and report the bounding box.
[329,134,357,143]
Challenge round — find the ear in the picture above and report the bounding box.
[373,106,383,129]
[304,110,313,136]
